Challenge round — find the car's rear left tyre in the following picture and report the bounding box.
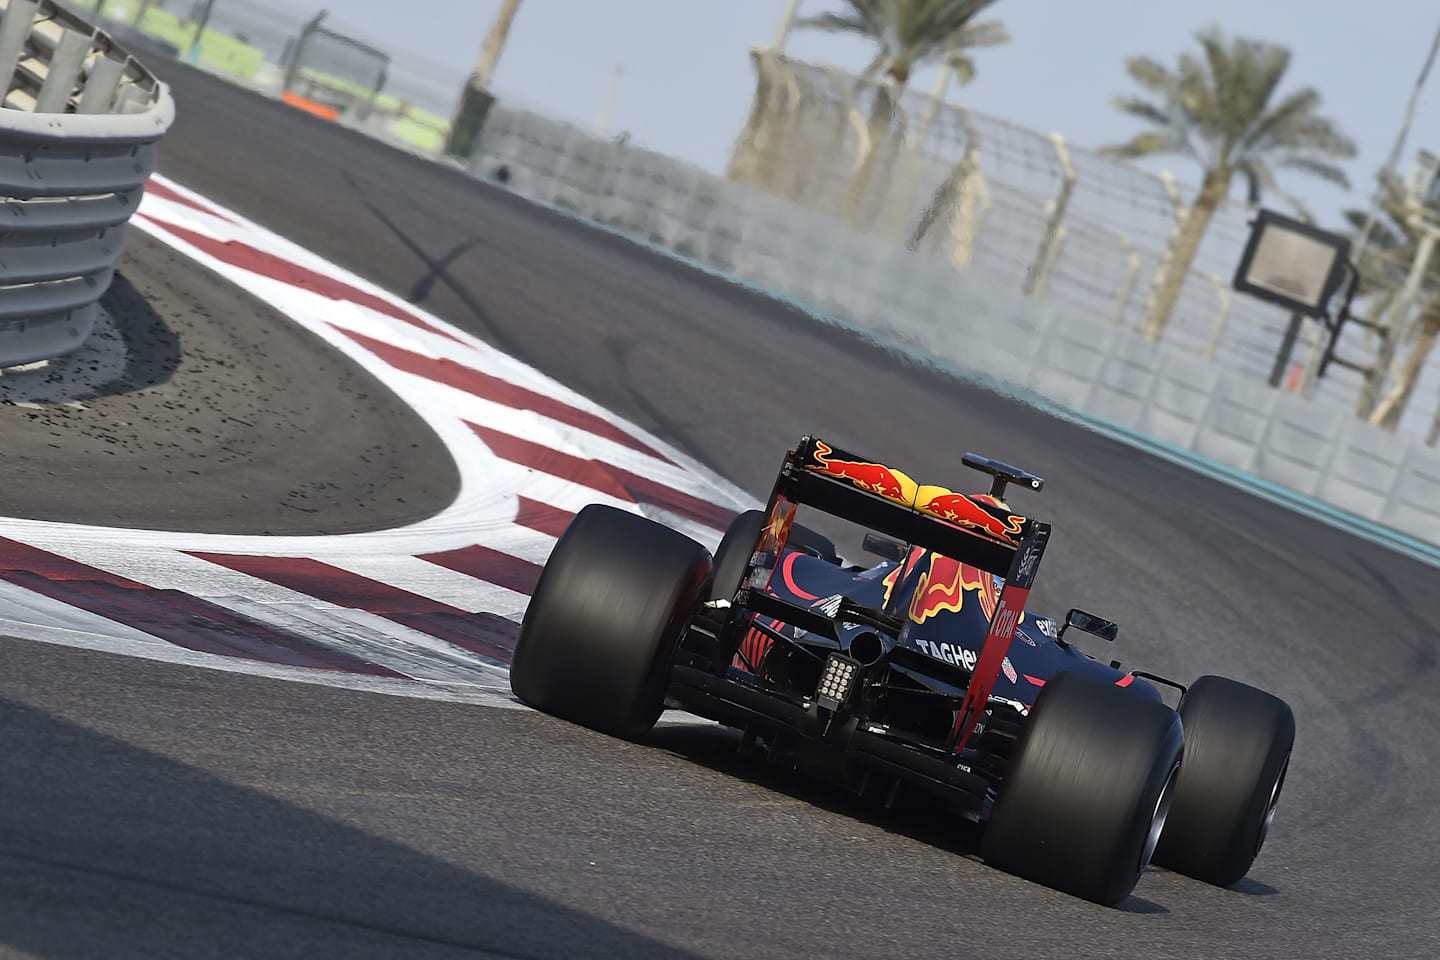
[510,504,713,740]
[1151,675,1295,887]
[982,670,1184,906]
[709,508,841,601]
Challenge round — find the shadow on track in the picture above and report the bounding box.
[647,721,1176,915]
[0,272,180,406]
[94,269,184,396]
[0,693,704,960]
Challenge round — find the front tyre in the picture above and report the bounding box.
[1151,675,1295,886]
[982,670,1185,906]
[510,504,713,740]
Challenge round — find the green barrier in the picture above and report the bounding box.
[76,2,454,154]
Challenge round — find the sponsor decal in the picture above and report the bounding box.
[806,441,1028,546]
[813,594,843,618]
[1001,656,1018,683]
[808,441,920,503]
[904,552,999,624]
[913,490,1027,546]
[913,638,978,671]
[991,599,1021,640]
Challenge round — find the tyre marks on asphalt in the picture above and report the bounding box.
[0,174,756,696]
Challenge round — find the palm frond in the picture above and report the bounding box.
[947,53,977,85]
[1123,56,1177,94]
[797,0,1011,90]
[1233,159,1264,205]
[1100,131,1186,160]
[952,19,1009,48]
[1106,25,1353,209]
[795,12,875,35]
[1275,154,1352,189]
[1110,96,1170,128]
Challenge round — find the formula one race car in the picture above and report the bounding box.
[510,436,1295,905]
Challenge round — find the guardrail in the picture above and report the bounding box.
[0,0,173,368]
[472,105,1440,551]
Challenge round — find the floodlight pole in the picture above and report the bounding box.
[592,65,622,137]
[187,0,218,64]
[1267,313,1305,388]
[1352,16,1440,267]
[770,0,803,53]
[281,10,328,95]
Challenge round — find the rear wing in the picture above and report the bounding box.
[739,437,1052,757]
[769,436,1045,578]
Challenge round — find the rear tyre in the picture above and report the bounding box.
[510,504,712,740]
[982,670,1184,906]
[1152,675,1294,886]
[709,509,841,601]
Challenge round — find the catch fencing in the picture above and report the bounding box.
[468,102,1440,549]
[0,0,174,368]
[725,50,1411,434]
[54,2,1440,441]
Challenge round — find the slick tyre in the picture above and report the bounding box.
[1152,675,1295,887]
[982,670,1185,906]
[510,504,712,740]
[709,509,841,601]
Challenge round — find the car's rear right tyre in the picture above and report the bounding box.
[510,504,712,740]
[1151,675,1294,887]
[981,670,1185,906]
[709,508,841,601]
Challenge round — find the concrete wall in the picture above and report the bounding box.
[472,107,1440,552]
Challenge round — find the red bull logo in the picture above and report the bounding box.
[807,442,1027,548]
[913,489,1027,546]
[808,441,920,503]
[906,552,999,624]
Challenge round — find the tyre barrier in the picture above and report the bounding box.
[0,0,173,368]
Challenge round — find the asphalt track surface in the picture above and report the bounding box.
[2,61,1436,958]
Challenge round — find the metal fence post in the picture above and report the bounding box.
[949,150,988,269]
[1141,170,1188,335]
[281,9,329,94]
[1023,132,1077,297]
[1202,273,1232,361]
[1110,234,1141,326]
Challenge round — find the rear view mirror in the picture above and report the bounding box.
[862,532,908,563]
[1058,608,1118,647]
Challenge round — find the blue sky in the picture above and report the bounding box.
[288,0,1439,231]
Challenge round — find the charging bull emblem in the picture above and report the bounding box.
[907,552,1000,624]
[807,442,1027,547]
[808,441,920,503]
[912,489,1027,546]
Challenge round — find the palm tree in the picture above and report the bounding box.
[796,0,1009,228]
[1342,172,1440,428]
[797,0,1011,89]
[1104,27,1356,341]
